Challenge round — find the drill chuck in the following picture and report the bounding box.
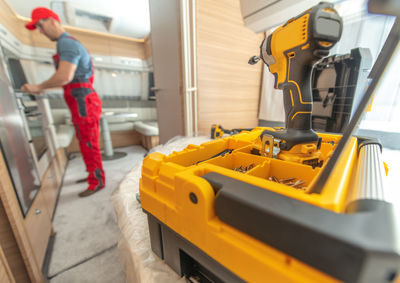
[248,56,260,65]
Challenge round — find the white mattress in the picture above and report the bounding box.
[110,136,211,283]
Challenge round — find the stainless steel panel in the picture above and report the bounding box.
[0,51,40,216]
[6,52,48,160]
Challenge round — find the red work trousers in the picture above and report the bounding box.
[64,83,105,191]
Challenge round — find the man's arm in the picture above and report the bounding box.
[21,61,76,94]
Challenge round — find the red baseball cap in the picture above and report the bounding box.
[25,7,61,30]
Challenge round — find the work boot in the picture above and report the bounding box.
[78,186,104,198]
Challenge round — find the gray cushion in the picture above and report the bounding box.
[56,124,75,148]
[108,122,136,132]
[134,121,159,136]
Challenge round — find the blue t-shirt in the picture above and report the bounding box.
[56,32,93,82]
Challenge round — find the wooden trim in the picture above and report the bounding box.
[1,0,18,18]
[143,33,151,42]
[106,130,143,148]
[0,201,29,282]
[17,16,145,43]
[0,150,44,283]
[140,135,159,150]
[41,149,67,218]
[0,223,16,283]
[144,34,153,59]
[5,0,144,44]
[0,0,32,46]
[0,0,146,58]
[24,190,52,268]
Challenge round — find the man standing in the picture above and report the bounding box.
[22,7,105,197]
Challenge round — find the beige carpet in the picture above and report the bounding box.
[48,145,147,282]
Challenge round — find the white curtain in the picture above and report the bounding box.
[19,59,149,99]
[258,0,398,133]
[92,68,145,99]
[359,44,400,133]
[329,0,397,132]
[140,72,149,100]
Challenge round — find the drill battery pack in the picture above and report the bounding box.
[139,128,400,283]
[312,48,373,133]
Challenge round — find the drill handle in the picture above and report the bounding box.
[281,64,314,131]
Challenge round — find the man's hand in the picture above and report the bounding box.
[21,84,43,95]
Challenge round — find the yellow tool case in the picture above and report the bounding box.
[139,4,400,283]
[139,128,400,283]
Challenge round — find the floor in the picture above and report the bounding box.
[46,145,147,283]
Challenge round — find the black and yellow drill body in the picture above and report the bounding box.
[259,3,342,163]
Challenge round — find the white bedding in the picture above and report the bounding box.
[110,136,211,283]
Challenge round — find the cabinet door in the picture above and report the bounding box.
[24,189,52,267]
[149,0,184,143]
[0,244,15,283]
[41,163,58,218]
[41,149,67,218]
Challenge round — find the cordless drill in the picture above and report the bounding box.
[250,2,342,165]
[211,124,254,139]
